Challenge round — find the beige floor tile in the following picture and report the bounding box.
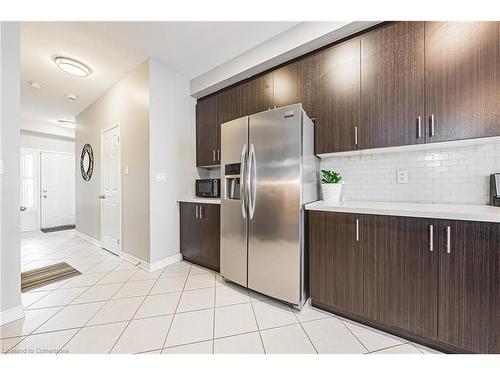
[293,299,332,322]
[165,309,214,348]
[59,273,107,289]
[252,300,298,330]
[111,315,173,354]
[62,321,127,354]
[214,303,258,338]
[302,317,367,354]
[249,290,272,302]
[412,342,443,354]
[134,293,181,319]
[184,273,216,290]
[28,279,71,292]
[111,279,156,299]
[87,297,144,325]
[72,283,123,304]
[341,318,407,352]
[176,288,215,313]
[27,287,87,309]
[113,262,139,271]
[96,270,136,285]
[161,263,191,279]
[0,307,62,338]
[128,269,163,282]
[371,343,423,354]
[162,340,213,354]
[9,329,78,354]
[215,284,250,307]
[150,277,186,294]
[261,324,316,354]
[21,291,51,308]
[1,337,24,354]
[34,302,105,333]
[214,332,264,354]
[85,262,119,274]
[189,265,213,275]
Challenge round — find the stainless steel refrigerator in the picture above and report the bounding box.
[220,104,318,308]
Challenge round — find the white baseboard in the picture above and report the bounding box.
[120,252,183,272]
[75,230,101,247]
[0,305,25,326]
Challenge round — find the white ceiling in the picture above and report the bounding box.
[21,21,300,135]
[21,22,147,131]
[85,22,301,79]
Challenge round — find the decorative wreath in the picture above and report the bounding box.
[80,144,94,181]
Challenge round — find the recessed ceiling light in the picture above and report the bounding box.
[57,120,76,129]
[27,80,41,89]
[53,56,91,77]
[65,93,78,102]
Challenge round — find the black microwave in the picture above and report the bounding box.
[195,179,220,198]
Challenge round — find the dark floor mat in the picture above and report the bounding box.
[40,225,76,233]
[21,262,81,292]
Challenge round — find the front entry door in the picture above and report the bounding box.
[101,126,121,254]
[40,152,75,229]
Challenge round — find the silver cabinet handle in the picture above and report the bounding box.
[212,149,216,162]
[445,226,451,254]
[354,126,358,146]
[195,205,199,219]
[429,114,435,137]
[217,149,220,162]
[240,144,247,219]
[429,225,434,252]
[417,116,422,139]
[248,143,256,219]
[355,218,360,242]
[199,205,204,220]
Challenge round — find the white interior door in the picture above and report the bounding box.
[20,150,39,232]
[40,152,75,229]
[101,126,121,254]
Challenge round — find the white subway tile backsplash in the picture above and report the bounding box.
[320,140,500,205]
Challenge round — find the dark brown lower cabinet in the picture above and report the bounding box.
[179,202,220,272]
[308,211,500,353]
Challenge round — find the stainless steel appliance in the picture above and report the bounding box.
[195,178,220,198]
[491,173,500,206]
[220,104,318,308]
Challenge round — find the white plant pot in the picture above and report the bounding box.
[321,183,343,203]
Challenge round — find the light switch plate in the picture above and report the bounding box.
[397,169,409,184]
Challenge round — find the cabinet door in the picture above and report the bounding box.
[316,39,360,154]
[360,22,425,149]
[200,204,221,272]
[180,203,201,263]
[273,54,319,118]
[363,216,438,338]
[309,211,363,315]
[438,220,500,353]
[196,96,218,166]
[425,22,500,142]
[217,85,241,126]
[252,72,274,114]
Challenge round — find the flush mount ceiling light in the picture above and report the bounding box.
[27,80,41,89]
[53,56,91,77]
[65,93,78,102]
[57,120,76,129]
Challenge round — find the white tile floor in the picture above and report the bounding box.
[0,229,443,354]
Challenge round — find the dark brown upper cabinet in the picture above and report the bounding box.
[309,211,364,315]
[437,220,500,354]
[425,22,500,142]
[273,54,319,118]
[216,80,254,126]
[252,72,274,114]
[360,22,425,149]
[196,95,219,167]
[316,39,361,154]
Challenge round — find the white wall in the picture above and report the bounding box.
[21,119,75,139]
[321,139,500,205]
[76,60,150,262]
[149,58,198,264]
[0,21,23,324]
[21,131,74,154]
[190,21,379,98]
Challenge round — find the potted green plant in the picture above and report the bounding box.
[321,169,343,202]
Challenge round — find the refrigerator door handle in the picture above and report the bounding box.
[248,143,256,219]
[240,144,247,219]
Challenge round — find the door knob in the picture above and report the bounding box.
[42,195,47,198]
[98,194,106,199]
[20,206,26,212]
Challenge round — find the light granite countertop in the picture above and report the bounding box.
[178,197,221,205]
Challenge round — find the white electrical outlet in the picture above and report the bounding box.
[397,169,409,184]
